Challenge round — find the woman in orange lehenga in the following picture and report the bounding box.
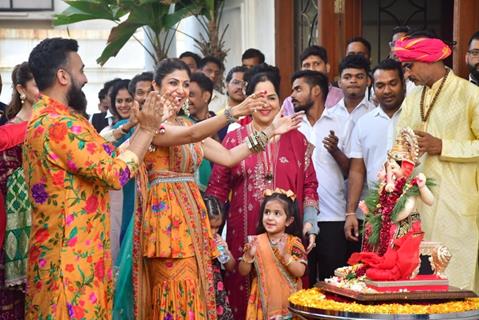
[126,59,302,320]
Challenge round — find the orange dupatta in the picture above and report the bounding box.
[253,233,302,318]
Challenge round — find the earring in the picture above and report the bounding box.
[182,98,190,116]
[20,93,26,105]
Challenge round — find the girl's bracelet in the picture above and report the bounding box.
[241,254,255,264]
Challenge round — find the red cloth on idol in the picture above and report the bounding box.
[349,228,424,281]
[393,37,452,63]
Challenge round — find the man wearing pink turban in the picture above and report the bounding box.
[393,32,479,292]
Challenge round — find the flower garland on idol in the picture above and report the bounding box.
[361,127,435,256]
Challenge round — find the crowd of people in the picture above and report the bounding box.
[0,26,477,320]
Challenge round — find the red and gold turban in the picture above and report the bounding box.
[393,37,451,63]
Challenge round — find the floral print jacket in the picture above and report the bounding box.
[22,96,139,320]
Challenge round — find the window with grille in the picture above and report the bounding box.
[0,0,53,11]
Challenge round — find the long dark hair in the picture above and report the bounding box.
[109,79,131,122]
[244,64,281,96]
[6,62,34,120]
[256,193,301,238]
[154,58,191,116]
[154,58,191,85]
[203,195,224,223]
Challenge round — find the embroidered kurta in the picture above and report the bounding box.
[396,71,479,291]
[23,96,139,320]
[138,116,218,320]
[206,127,318,319]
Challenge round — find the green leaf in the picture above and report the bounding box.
[53,9,100,26]
[64,0,118,19]
[69,226,78,240]
[164,3,197,28]
[96,21,141,65]
[53,1,123,26]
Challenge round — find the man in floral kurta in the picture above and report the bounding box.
[23,38,160,319]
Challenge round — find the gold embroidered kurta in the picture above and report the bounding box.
[397,71,479,291]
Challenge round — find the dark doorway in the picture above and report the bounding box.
[362,0,454,65]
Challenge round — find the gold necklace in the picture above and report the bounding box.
[251,123,277,184]
[419,68,450,130]
[269,233,285,246]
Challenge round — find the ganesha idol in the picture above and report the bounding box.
[343,127,451,288]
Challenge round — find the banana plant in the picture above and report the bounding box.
[53,0,199,65]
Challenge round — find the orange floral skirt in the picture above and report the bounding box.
[146,257,208,320]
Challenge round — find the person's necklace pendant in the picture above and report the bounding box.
[265,173,274,183]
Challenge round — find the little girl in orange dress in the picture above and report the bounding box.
[238,189,307,319]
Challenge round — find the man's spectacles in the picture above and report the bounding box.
[230,79,247,87]
[467,50,479,57]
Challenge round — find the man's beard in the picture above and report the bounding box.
[67,81,88,116]
[293,98,314,113]
[468,62,479,81]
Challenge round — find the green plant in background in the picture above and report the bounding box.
[54,0,229,66]
[179,0,229,64]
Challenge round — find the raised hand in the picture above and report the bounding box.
[271,111,304,136]
[230,90,268,118]
[124,101,139,131]
[158,91,176,122]
[323,130,340,155]
[135,91,164,132]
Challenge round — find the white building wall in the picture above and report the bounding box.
[175,0,275,74]
[0,0,145,115]
[0,0,276,114]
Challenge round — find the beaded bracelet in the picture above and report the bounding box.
[224,107,239,124]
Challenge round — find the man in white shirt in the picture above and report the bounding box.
[333,54,376,147]
[344,59,406,244]
[331,54,376,255]
[291,70,350,282]
[221,66,248,135]
[199,56,227,113]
